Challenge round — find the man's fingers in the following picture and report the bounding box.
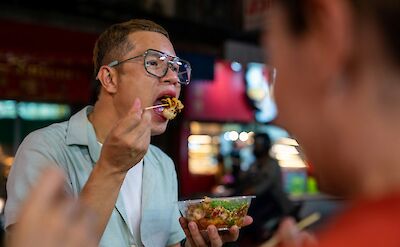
[116,98,144,133]
[188,221,208,247]
[242,216,253,227]
[277,217,301,247]
[129,98,142,117]
[126,109,152,141]
[207,225,223,247]
[179,217,196,247]
[220,225,239,243]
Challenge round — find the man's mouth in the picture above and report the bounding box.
[149,95,172,118]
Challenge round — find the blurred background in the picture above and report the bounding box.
[0,0,344,245]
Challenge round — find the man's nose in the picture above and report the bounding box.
[162,65,180,85]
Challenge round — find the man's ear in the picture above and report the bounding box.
[304,0,354,78]
[96,65,117,94]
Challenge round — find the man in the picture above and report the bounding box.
[264,0,400,246]
[5,19,250,247]
[237,133,294,243]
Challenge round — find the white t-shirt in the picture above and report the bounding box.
[98,142,143,245]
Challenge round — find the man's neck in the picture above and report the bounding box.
[88,98,118,144]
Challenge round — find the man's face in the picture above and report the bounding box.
[111,31,182,136]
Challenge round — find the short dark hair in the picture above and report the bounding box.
[278,0,400,65]
[93,19,169,76]
[90,19,169,103]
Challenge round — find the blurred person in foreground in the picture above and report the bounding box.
[264,0,400,246]
[7,168,97,247]
[4,19,251,247]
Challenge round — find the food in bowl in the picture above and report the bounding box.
[178,196,255,230]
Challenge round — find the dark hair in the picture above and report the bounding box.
[253,132,272,158]
[90,19,169,103]
[254,133,272,150]
[279,0,400,65]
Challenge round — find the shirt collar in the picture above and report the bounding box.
[66,106,100,163]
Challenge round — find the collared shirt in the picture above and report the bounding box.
[5,106,185,247]
[99,142,144,246]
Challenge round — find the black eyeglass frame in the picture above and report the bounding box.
[107,48,191,85]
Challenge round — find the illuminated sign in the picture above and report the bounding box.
[245,62,277,123]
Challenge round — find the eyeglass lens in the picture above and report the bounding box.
[144,50,191,85]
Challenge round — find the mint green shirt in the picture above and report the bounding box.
[5,106,185,247]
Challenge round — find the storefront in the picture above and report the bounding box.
[0,19,97,174]
[177,59,315,198]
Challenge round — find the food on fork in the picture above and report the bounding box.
[144,97,184,120]
[160,97,184,120]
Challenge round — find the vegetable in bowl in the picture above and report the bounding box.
[178,196,255,230]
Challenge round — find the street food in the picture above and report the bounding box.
[145,97,184,120]
[160,97,184,120]
[178,196,254,230]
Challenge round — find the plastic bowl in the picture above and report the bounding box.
[178,196,255,230]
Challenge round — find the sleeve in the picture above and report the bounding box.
[166,160,186,246]
[4,130,63,229]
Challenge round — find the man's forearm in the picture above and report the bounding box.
[79,159,127,241]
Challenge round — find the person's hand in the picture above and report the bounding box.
[99,98,152,173]
[271,217,318,247]
[9,168,98,247]
[179,216,253,247]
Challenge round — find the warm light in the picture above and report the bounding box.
[188,135,212,144]
[277,137,299,146]
[271,144,299,155]
[278,158,307,168]
[239,132,249,142]
[190,121,202,134]
[228,131,239,141]
[271,140,306,168]
[3,157,13,167]
[0,198,4,214]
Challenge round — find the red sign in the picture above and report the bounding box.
[0,19,97,103]
[184,60,254,122]
[243,0,273,31]
[0,52,92,103]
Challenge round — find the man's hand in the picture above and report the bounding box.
[269,217,318,247]
[9,168,98,247]
[80,98,152,239]
[179,216,253,247]
[99,98,152,173]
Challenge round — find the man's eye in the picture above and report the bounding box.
[146,60,160,67]
[171,65,179,72]
[168,61,179,72]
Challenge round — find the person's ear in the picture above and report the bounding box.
[96,65,117,94]
[303,0,354,84]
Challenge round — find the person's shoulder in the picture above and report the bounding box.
[22,121,69,147]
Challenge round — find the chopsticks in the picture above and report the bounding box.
[260,212,321,247]
[144,104,169,110]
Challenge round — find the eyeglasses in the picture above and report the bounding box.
[108,49,192,85]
